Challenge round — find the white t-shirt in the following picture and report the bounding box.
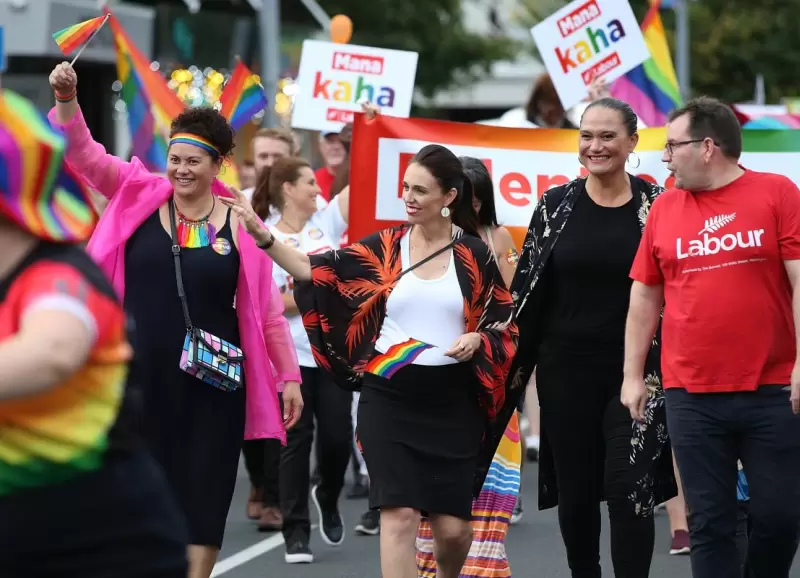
[270,199,347,367]
[374,232,465,366]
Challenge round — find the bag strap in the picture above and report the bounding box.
[397,236,458,281]
[169,201,193,330]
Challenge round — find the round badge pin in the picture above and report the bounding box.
[308,227,323,240]
[283,237,300,248]
[212,238,232,256]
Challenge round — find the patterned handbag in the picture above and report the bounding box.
[169,201,245,392]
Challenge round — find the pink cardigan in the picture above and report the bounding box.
[48,106,300,443]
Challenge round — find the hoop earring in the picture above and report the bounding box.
[627,152,641,169]
[441,206,451,218]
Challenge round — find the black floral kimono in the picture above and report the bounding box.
[294,225,519,494]
[502,174,677,516]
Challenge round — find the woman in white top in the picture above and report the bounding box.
[223,144,519,578]
[251,156,353,564]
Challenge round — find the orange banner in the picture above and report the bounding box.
[349,114,676,248]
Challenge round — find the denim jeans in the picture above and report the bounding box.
[666,385,800,578]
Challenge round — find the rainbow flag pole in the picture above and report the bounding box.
[218,57,269,132]
[69,14,109,66]
[51,14,111,66]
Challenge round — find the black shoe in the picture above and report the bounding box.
[284,540,313,564]
[526,446,539,462]
[311,484,344,546]
[346,474,370,499]
[354,509,380,536]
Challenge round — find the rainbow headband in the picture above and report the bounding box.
[169,133,220,158]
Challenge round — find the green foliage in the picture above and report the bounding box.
[513,0,800,103]
[312,0,518,99]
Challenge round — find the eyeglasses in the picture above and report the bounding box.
[664,138,719,156]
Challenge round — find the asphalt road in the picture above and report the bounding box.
[210,456,800,578]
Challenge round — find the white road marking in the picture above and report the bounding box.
[210,525,318,577]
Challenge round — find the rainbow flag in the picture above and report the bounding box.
[364,339,434,379]
[417,413,522,577]
[117,52,166,172]
[219,61,268,132]
[52,15,108,56]
[610,0,681,127]
[0,90,97,242]
[106,10,184,172]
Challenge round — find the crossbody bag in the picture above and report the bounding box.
[170,201,245,392]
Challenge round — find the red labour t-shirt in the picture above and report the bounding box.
[630,169,800,393]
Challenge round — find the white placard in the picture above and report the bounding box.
[531,0,649,110]
[291,40,419,133]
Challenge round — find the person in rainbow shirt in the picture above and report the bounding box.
[0,89,188,576]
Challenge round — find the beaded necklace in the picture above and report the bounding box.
[173,196,217,248]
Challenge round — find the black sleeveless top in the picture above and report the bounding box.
[123,206,242,383]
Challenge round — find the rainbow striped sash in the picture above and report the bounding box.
[364,339,433,379]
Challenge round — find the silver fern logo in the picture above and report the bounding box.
[698,213,737,235]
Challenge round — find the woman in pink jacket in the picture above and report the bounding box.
[48,62,304,578]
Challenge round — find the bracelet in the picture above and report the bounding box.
[55,90,77,103]
[256,231,275,250]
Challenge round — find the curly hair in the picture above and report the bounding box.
[169,107,235,158]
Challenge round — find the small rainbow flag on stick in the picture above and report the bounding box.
[364,339,434,379]
[52,14,110,65]
[218,60,268,131]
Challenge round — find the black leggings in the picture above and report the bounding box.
[242,438,281,506]
[537,350,654,578]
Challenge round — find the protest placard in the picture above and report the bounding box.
[291,40,418,133]
[531,0,649,110]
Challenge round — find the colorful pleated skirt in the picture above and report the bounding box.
[416,412,522,577]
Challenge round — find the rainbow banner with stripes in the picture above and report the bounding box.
[219,60,268,132]
[610,0,682,127]
[364,339,434,379]
[417,413,522,577]
[0,90,97,242]
[105,9,185,172]
[52,15,107,56]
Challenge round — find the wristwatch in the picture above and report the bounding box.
[256,231,275,250]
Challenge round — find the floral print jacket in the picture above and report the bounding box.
[504,174,677,515]
[294,224,519,495]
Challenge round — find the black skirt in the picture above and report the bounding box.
[358,362,483,520]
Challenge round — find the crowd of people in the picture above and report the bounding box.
[1,59,800,578]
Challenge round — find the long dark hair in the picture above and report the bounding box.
[410,144,480,237]
[251,156,311,220]
[460,156,497,227]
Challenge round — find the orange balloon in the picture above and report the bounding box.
[330,14,353,44]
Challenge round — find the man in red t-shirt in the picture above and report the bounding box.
[622,97,800,578]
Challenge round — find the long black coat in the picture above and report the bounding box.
[503,174,677,515]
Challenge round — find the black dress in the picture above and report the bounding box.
[124,207,245,548]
